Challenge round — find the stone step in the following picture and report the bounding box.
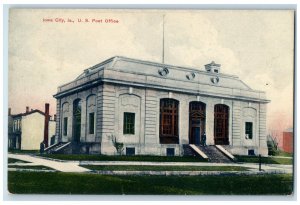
[45,142,70,154]
[196,145,232,163]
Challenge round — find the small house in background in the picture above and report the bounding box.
[282,128,293,153]
[8,104,56,150]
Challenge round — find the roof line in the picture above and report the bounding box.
[10,109,48,117]
[113,56,239,79]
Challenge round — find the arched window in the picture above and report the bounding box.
[160,98,179,144]
[73,99,82,143]
[214,104,229,145]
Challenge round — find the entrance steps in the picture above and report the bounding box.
[184,144,235,163]
[44,142,71,154]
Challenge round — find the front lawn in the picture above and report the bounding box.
[235,155,293,165]
[8,149,39,154]
[274,150,293,157]
[8,158,30,164]
[8,165,55,170]
[40,154,208,162]
[81,165,250,172]
[8,171,293,195]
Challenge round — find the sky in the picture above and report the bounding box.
[8,9,294,143]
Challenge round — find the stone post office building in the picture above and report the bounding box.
[53,56,270,156]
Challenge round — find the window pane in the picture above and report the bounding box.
[89,113,95,134]
[159,99,179,144]
[123,112,135,134]
[245,122,253,139]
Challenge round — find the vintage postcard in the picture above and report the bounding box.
[7,9,294,196]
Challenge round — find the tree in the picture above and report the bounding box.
[267,134,279,156]
[108,134,124,155]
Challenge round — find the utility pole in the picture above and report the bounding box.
[259,154,262,171]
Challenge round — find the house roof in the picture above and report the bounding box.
[54,56,269,103]
[11,109,46,118]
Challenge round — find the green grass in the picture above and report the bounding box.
[275,150,293,157]
[8,158,30,164]
[8,165,55,170]
[235,155,293,165]
[8,149,39,154]
[8,171,293,195]
[40,154,208,162]
[81,165,250,171]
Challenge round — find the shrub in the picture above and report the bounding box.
[108,134,124,155]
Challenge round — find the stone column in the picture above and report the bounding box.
[179,99,189,145]
[55,99,61,142]
[206,102,214,145]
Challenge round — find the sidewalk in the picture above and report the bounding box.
[8,154,89,173]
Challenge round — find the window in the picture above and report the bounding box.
[248,149,255,156]
[63,117,68,136]
[160,99,179,144]
[166,148,175,156]
[123,112,135,134]
[73,99,82,143]
[245,122,253,139]
[214,69,219,73]
[214,104,229,145]
[89,112,95,134]
[126,147,135,156]
[13,120,17,132]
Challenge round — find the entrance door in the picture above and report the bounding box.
[73,99,82,143]
[189,102,206,145]
[214,104,229,145]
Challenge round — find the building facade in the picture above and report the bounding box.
[54,56,270,156]
[8,107,56,150]
[282,128,293,153]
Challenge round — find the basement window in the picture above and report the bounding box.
[248,149,255,156]
[166,148,175,156]
[126,147,135,156]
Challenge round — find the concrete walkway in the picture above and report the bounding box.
[8,154,292,175]
[8,154,89,172]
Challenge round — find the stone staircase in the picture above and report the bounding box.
[184,144,234,163]
[44,142,71,154]
[197,145,233,163]
[183,144,196,156]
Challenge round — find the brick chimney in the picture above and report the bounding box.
[8,108,11,116]
[26,106,29,113]
[44,103,50,148]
